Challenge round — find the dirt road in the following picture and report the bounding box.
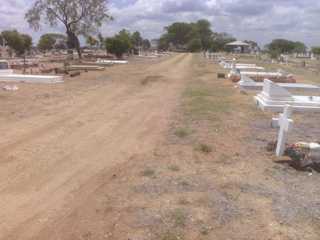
[1,53,320,240]
[0,53,193,239]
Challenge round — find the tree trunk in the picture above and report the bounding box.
[66,29,82,59]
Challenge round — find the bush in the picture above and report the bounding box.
[105,30,132,58]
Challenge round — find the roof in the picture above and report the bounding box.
[226,41,250,46]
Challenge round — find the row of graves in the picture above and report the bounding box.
[0,50,169,87]
[205,52,320,170]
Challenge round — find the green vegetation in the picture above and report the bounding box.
[312,47,320,55]
[105,29,151,58]
[1,30,32,56]
[183,84,232,122]
[210,32,236,52]
[105,30,133,58]
[38,33,67,51]
[131,31,143,51]
[265,39,307,58]
[158,19,238,52]
[25,0,112,58]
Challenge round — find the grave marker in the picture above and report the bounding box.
[272,105,294,156]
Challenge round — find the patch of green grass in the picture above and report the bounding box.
[195,143,213,154]
[171,209,187,227]
[182,84,232,122]
[174,128,191,138]
[141,168,156,178]
[168,164,180,172]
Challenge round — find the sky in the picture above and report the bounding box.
[0,0,320,47]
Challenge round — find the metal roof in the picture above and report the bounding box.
[226,41,250,46]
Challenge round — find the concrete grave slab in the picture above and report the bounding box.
[254,80,320,112]
[0,74,63,84]
[239,76,320,94]
[97,59,128,64]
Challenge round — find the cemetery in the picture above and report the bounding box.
[1,1,320,240]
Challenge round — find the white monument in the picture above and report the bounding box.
[238,76,320,94]
[272,105,294,156]
[254,80,320,112]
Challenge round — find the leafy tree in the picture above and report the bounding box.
[210,32,236,52]
[158,34,170,50]
[159,19,214,51]
[1,30,32,56]
[38,34,56,51]
[118,29,132,44]
[293,41,306,53]
[0,34,4,46]
[38,33,67,51]
[21,34,32,52]
[165,22,193,47]
[195,19,213,50]
[142,39,151,50]
[25,0,112,58]
[187,38,202,52]
[105,30,132,58]
[312,47,320,55]
[131,31,143,48]
[86,35,99,48]
[266,39,306,54]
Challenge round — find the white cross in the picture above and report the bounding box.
[271,105,294,157]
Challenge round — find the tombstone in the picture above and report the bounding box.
[271,105,294,156]
[255,80,320,112]
[261,79,293,100]
[239,77,320,94]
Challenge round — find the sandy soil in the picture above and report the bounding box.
[0,53,319,240]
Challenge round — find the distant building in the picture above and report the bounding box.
[225,41,250,53]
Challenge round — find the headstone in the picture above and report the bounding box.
[261,79,293,100]
[272,105,294,156]
[255,80,320,112]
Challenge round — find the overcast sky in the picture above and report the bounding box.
[1,0,319,47]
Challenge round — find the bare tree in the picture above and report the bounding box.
[25,0,112,58]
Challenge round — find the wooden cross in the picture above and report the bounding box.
[272,105,294,157]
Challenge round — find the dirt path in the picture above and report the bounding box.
[0,53,193,239]
[2,54,320,240]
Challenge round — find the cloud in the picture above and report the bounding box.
[1,0,320,47]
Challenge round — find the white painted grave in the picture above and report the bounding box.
[0,60,63,84]
[238,75,320,94]
[97,59,128,64]
[272,105,294,156]
[0,74,63,84]
[254,80,320,112]
[241,71,284,78]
